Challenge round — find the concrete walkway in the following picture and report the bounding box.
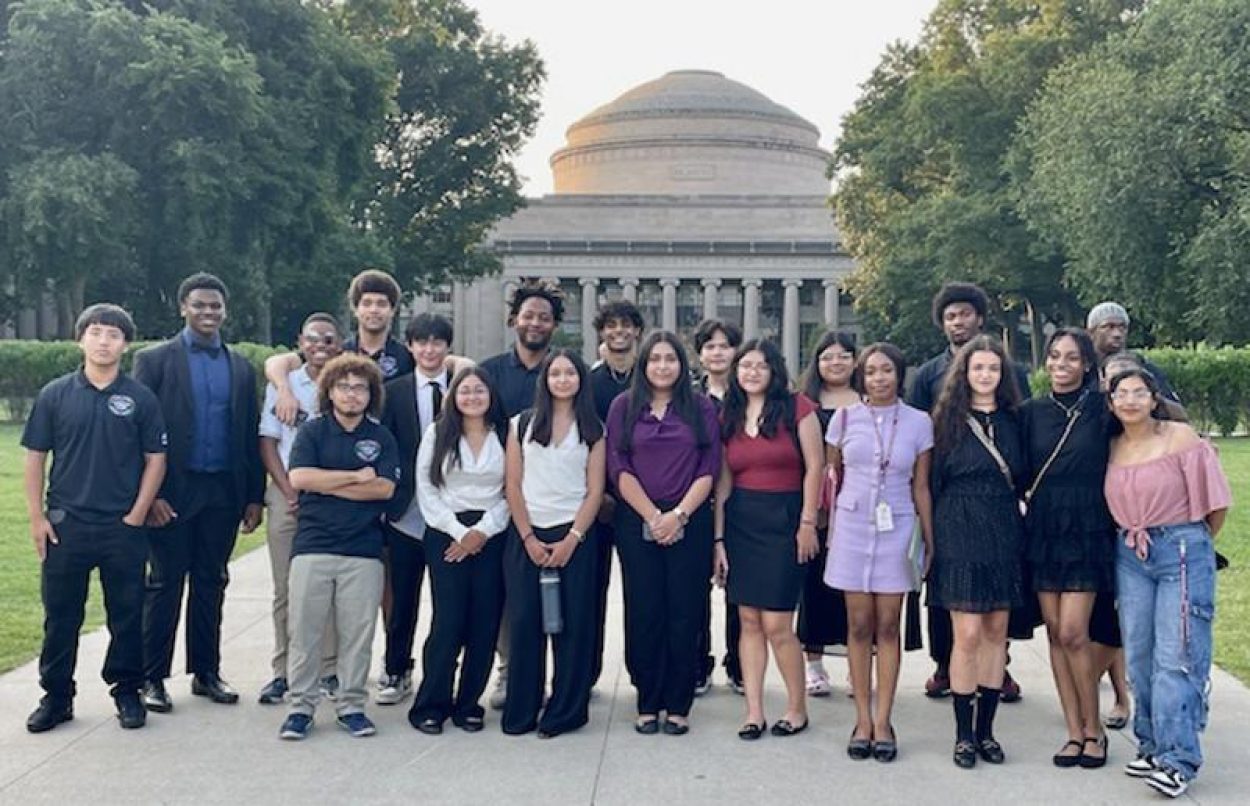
[1,548,1247,805]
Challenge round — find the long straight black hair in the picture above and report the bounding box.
[428,366,508,488]
[800,330,858,402]
[620,330,708,453]
[525,348,604,446]
[721,339,796,441]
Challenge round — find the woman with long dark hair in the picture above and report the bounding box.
[1021,327,1114,768]
[796,330,859,695]
[714,339,823,740]
[606,331,720,735]
[826,342,934,762]
[1105,368,1230,799]
[409,367,510,735]
[929,336,1026,768]
[502,350,606,738]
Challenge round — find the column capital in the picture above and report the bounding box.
[782,278,804,289]
[822,277,841,289]
[578,277,599,288]
[700,278,722,289]
[619,276,640,286]
[742,278,763,289]
[659,277,681,288]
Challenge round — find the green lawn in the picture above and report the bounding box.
[0,423,265,673]
[1,425,1249,683]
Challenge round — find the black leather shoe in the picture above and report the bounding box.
[26,697,73,733]
[191,674,239,704]
[409,712,443,735]
[953,739,978,769]
[634,716,659,735]
[872,725,898,762]
[1078,734,1108,769]
[662,718,689,736]
[141,680,173,713]
[738,721,766,741]
[847,728,872,760]
[114,692,147,729]
[453,714,485,733]
[977,736,1006,764]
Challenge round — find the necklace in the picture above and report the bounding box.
[1049,387,1089,419]
[607,364,631,384]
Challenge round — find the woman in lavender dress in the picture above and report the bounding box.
[825,343,934,762]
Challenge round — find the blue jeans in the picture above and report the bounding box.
[1116,521,1216,780]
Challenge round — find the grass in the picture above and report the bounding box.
[1,426,1249,684]
[0,423,265,673]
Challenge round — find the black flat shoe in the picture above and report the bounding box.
[1079,734,1108,769]
[977,736,1005,764]
[953,739,977,769]
[1053,739,1083,768]
[191,675,239,705]
[770,718,809,737]
[142,680,173,713]
[738,721,767,741]
[634,716,659,735]
[847,728,873,760]
[662,718,689,736]
[453,714,484,733]
[872,725,898,763]
[26,698,73,733]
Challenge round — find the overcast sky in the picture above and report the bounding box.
[465,0,937,196]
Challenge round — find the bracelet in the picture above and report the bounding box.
[569,527,584,542]
[713,536,725,543]
[799,515,817,527]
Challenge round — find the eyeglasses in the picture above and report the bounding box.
[1110,388,1153,402]
[333,382,370,396]
[738,362,770,374]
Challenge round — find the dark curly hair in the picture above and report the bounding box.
[931,282,988,327]
[508,281,565,325]
[348,269,401,308]
[592,300,643,332]
[317,354,385,419]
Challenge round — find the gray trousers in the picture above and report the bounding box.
[287,553,383,717]
[265,484,337,678]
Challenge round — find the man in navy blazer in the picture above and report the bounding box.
[133,273,264,712]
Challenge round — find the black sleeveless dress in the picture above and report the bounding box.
[796,406,849,648]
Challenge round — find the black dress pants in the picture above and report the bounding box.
[383,525,427,676]
[502,523,597,735]
[590,522,614,686]
[40,516,147,701]
[927,599,953,668]
[696,587,741,683]
[410,516,505,725]
[614,501,713,718]
[143,483,239,681]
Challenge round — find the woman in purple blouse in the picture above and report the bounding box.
[606,331,721,736]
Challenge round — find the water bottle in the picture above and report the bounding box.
[540,568,563,635]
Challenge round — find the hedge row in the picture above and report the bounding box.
[0,341,283,422]
[1027,347,1250,435]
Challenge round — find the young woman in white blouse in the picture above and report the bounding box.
[408,367,510,735]
[502,349,606,738]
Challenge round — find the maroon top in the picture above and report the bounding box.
[724,394,818,493]
[606,393,721,503]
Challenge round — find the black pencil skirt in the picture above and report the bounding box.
[724,489,804,612]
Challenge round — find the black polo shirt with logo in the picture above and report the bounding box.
[480,347,545,418]
[343,334,414,381]
[21,370,167,524]
[288,414,400,559]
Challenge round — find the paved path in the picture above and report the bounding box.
[1,548,1248,805]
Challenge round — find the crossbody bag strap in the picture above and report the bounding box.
[966,415,1014,490]
[1023,408,1082,504]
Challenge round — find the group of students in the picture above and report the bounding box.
[22,271,1230,799]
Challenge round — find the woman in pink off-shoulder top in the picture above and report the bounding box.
[1105,368,1231,800]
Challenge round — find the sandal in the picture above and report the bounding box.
[1103,708,1129,730]
[1053,739,1083,768]
[738,721,766,741]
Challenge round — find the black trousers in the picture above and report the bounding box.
[410,518,505,725]
[40,516,147,701]
[614,501,713,718]
[142,492,239,681]
[383,525,427,676]
[590,522,614,686]
[696,586,741,683]
[502,523,597,735]
[928,600,953,668]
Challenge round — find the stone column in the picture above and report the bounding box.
[620,277,639,304]
[501,279,519,351]
[823,278,840,329]
[452,280,468,355]
[701,278,721,321]
[782,278,802,373]
[580,277,600,364]
[660,278,679,333]
[742,278,762,339]
[478,279,506,358]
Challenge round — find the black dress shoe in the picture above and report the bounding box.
[953,739,978,769]
[872,725,898,763]
[191,675,239,704]
[410,714,443,735]
[114,692,147,729]
[26,697,73,733]
[738,721,767,741]
[977,736,1006,764]
[634,716,659,735]
[770,718,809,737]
[847,728,873,760]
[142,680,173,713]
[662,718,689,736]
[453,714,485,733]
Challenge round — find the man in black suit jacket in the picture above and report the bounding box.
[134,273,264,711]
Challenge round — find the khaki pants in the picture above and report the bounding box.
[265,484,337,678]
[287,554,383,716]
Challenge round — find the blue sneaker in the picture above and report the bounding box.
[336,712,377,737]
[320,675,340,701]
[258,677,288,705]
[279,713,313,740]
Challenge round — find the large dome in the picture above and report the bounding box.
[550,70,831,196]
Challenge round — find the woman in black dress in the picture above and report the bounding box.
[796,330,859,696]
[1021,328,1114,769]
[930,336,1026,768]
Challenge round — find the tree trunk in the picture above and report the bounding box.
[1024,296,1044,370]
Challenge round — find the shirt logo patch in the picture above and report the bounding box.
[355,439,382,463]
[378,355,399,377]
[107,394,136,417]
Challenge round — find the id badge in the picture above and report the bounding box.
[875,500,894,532]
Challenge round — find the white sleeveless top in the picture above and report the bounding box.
[515,414,590,529]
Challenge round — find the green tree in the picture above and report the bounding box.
[832,0,1142,364]
[1014,0,1250,345]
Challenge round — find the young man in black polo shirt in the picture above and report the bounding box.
[479,281,565,709]
[907,282,1031,703]
[23,304,167,732]
[280,354,399,740]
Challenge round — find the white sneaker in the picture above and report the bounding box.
[488,674,507,711]
[1124,754,1156,778]
[376,672,412,706]
[1144,768,1188,799]
[805,666,833,697]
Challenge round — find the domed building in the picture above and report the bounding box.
[416,70,856,370]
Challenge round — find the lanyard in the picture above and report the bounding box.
[870,403,901,493]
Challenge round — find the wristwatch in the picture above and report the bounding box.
[673,506,690,525]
